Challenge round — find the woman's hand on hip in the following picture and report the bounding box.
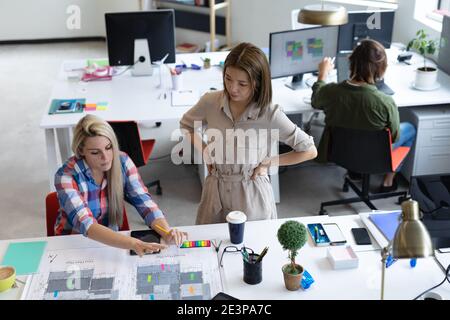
[251,163,269,180]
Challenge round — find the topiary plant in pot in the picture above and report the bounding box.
[407,29,439,90]
[277,220,307,291]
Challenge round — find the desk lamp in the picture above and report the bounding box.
[380,199,434,300]
[298,0,348,26]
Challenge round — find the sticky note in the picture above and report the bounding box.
[147,275,152,283]
[97,102,108,107]
[190,273,195,281]
[96,105,108,111]
[1,241,47,275]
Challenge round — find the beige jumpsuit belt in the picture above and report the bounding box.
[195,167,277,225]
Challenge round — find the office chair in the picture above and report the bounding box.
[319,127,411,215]
[108,121,162,195]
[45,192,130,237]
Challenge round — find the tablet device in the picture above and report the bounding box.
[130,229,161,255]
[323,223,347,245]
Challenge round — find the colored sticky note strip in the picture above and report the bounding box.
[96,102,108,107]
[147,275,152,283]
[96,105,108,111]
[1,241,47,275]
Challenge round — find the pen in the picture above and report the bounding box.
[314,226,319,241]
[330,57,336,64]
[255,247,268,263]
[153,224,170,235]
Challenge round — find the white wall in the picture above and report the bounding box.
[0,0,138,41]
[392,0,441,47]
[0,0,441,49]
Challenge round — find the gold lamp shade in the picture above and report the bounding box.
[298,3,348,26]
[392,200,434,259]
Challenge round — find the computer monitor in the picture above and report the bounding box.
[337,10,395,51]
[105,10,176,76]
[438,15,450,76]
[269,26,339,90]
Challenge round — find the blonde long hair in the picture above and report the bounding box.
[72,115,124,228]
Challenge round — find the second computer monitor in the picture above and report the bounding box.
[337,10,395,51]
[105,10,176,66]
[270,26,339,90]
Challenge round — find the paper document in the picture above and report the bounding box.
[1,241,47,275]
[369,211,401,241]
[171,90,200,107]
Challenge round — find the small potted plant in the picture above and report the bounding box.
[407,29,439,90]
[277,220,307,291]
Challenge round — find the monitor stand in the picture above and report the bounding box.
[131,39,153,77]
[285,74,310,90]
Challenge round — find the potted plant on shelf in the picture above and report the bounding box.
[407,29,439,90]
[277,220,307,291]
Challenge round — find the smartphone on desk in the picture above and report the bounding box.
[307,223,330,246]
[130,229,161,255]
[351,227,372,245]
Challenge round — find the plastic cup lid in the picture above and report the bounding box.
[226,211,247,224]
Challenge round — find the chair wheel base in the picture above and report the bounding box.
[342,182,349,192]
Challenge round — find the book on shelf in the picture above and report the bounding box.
[48,98,85,115]
[176,42,201,53]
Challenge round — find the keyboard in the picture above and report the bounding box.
[375,79,395,95]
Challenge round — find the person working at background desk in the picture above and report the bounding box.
[311,39,416,193]
[180,42,317,224]
[54,115,187,256]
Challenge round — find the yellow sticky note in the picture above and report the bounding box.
[97,105,108,111]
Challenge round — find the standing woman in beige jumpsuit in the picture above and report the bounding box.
[180,43,317,225]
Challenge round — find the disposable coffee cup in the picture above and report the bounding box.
[226,211,247,244]
[171,74,183,91]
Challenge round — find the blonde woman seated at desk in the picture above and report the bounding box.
[54,115,187,256]
[180,42,317,224]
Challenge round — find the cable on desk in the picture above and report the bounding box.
[412,264,450,300]
[112,59,141,77]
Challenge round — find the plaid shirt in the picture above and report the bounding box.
[54,152,164,236]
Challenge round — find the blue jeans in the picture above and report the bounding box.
[392,122,416,171]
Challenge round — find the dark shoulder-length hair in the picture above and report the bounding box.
[349,39,387,84]
[223,42,272,108]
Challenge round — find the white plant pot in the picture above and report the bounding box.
[414,67,438,90]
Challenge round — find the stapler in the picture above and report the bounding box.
[397,52,413,63]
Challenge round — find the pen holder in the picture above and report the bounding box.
[243,253,262,285]
[171,74,183,91]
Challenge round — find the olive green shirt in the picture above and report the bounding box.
[311,80,400,163]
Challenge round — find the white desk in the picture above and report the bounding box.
[40,47,450,192]
[1,213,449,300]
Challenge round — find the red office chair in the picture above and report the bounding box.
[319,127,411,215]
[108,121,162,195]
[45,192,130,237]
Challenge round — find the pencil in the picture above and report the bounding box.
[154,224,170,235]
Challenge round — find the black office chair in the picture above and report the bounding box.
[108,121,162,195]
[319,127,410,215]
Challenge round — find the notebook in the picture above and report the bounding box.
[1,241,47,275]
[369,211,401,241]
[171,90,199,107]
